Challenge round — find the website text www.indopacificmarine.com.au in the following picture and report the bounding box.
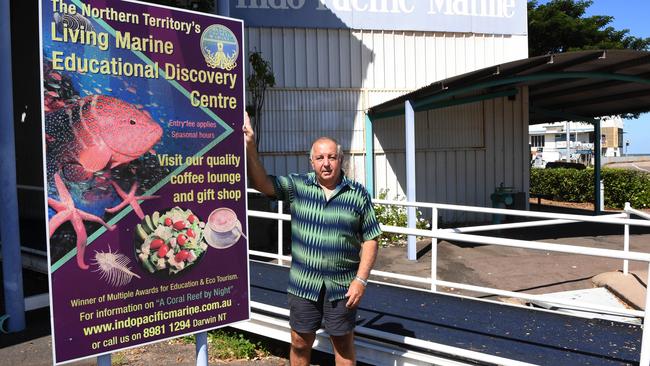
[82,299,231,337]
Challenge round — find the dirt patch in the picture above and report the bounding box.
[531,198,597,211]
[530,198,650,214]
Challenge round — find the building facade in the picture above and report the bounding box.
[229,0,529,220]
[529,116,624,167]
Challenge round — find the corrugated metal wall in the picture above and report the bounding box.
[245,27,529,220]
[246,28,528,89]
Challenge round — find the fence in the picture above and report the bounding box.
[246,191,650,365]
[4,191,650,365]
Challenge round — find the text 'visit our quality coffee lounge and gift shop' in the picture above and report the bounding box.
[40,0,249,363]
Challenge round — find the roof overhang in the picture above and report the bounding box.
[367,50,650,124]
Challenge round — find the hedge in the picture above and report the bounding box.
[530,168,650,209]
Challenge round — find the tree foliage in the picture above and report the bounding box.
[528,0,650,56]
[246,51,276,150]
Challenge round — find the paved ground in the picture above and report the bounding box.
[2,205,650,365]
[606,159,650,172]
[375,233,649,304]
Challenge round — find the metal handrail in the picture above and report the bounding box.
[373,198,650,226]
[626,202,650,221]
[248,209,649,317]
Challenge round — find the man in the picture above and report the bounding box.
[243,114,381,366]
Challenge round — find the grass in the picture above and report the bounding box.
[172,329,272,361]
[207,329,270,360]
[110,352,128,365]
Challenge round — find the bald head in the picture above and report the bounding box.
[309,137,343,189]
[309,137,343,161]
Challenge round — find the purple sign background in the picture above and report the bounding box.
[39,0,248,363]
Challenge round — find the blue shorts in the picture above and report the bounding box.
[288,285,357,336]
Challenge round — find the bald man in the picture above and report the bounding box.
[244,114,381,366]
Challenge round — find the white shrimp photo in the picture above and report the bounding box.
[93,247,141,287]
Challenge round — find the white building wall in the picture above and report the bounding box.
[529,116,624,163]
[246,27,529,216]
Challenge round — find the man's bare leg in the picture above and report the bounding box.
[290,329,316,366]
[330,332,355,366]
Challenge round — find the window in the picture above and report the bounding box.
[530,135,545,147]
[554,133,576,142]
[618,128,624,148]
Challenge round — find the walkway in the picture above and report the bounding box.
[250,261,642,365]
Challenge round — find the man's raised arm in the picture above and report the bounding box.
[243,113,276,198]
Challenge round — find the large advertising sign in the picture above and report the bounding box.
[230,0,528,35]
[39,0,248,363]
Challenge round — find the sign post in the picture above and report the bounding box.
[39,1,248,363]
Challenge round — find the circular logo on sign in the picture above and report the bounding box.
[200,24,238,71]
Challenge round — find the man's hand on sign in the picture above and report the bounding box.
[243,112,255,149]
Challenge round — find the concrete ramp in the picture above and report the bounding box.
[593,270,648,311]
[246,261,642,365]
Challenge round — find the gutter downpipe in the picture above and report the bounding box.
[405,100,416,260]
[0,0,26,333]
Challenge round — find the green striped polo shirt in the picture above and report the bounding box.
[271,172,382,302]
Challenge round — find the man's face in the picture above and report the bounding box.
[310,139,342,188]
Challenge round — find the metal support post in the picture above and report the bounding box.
[277,201,284,266]
[364,114,374,197]
[196,331,208,366]
[97,354,111,366]
[194,2,229,363]
[0,0,26,332]
[405,100,417,260]
[623,202,630,275]
[594,119,602,214]
[430,207,438,292]
[639,262,650,366]
[216,0,230,16]
[565,121,570,161]
[600,180,605,212]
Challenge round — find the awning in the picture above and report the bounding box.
[368,49,650,124]
[365,50,650,246]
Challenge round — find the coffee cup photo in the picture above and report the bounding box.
[204,207,246,249]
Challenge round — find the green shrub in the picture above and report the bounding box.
[530,168,593,202]
[602,169,650,209]
[530,167,650,209]
[373,189,430,247]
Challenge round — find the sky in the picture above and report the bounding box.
[580,0,650,154]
